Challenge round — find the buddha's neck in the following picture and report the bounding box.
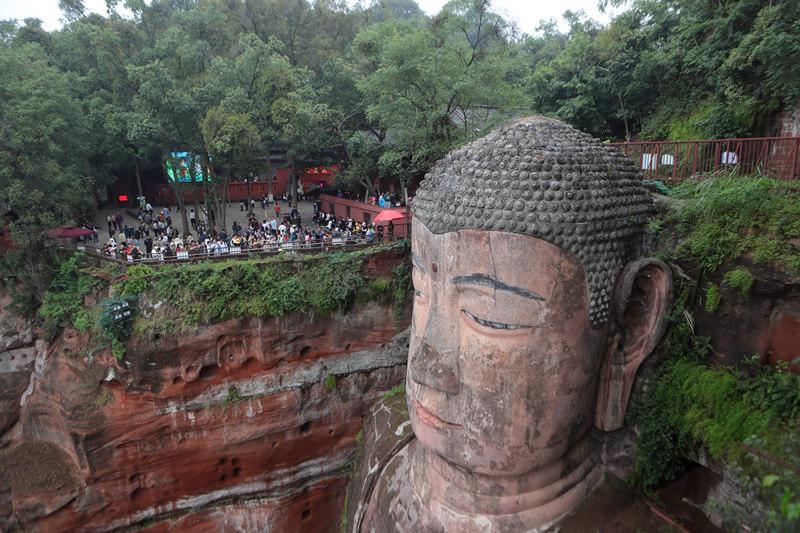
[410,438,602,522]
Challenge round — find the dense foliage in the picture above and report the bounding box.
[35,242,411,356]
[668,175,800,273]
[113,242,411,340]
[37,253,105,339]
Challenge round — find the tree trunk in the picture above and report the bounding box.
[266,157,273,203]
[221,179,229,231]
[193,186,200,225]
[175,186,190,236]
[246,177,252,212]
[134,158,143,198]
[290,154,298,208]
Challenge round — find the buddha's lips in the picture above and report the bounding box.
[412,400,462,429]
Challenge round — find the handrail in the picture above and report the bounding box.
[612,135,800,146]
[611,136,800,180]
[70,238,398,265]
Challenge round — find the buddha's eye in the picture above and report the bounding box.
[463,310,528,331]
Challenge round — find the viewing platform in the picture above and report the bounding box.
[319,194,410,238]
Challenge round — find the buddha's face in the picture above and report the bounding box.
[408,219,607,476]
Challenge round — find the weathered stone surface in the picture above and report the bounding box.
[689,259,800,370]
[0,294,34,354]
[0,297,409,531]
[343,389,412,533]
[0,295,39,436]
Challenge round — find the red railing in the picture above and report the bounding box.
[612,136,800,181]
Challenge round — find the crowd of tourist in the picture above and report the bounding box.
[85,201,395,262]
[369,192,403,208]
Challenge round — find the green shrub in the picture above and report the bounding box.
[119,264,155,297]
[222,385,242,408]
[111,339,125,361]
[324,374,337,390]
[751,238,783,265]
[671,176,800,273]
[369,278,392,295]
[705,283,722,313]
[38,254,105,339]
[383,384,405,400]
[723,268,755,295]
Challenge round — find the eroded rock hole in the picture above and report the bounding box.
[345,344,351,351]
[220,474,228,482]
[299,421,311,434]
[130,487,142,501]
[241,357,259,370]
[300,346,311,357]
[301,509,311,521]
[231,458,240,466]
[198,364,219,380]
[172,376,183,385]
[233,467,242,477]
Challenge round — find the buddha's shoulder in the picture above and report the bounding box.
[341,387,416,533]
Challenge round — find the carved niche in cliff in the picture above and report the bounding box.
[345,116,674,532]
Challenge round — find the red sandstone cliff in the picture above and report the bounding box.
[0,292,408,532]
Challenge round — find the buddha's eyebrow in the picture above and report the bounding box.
[411,252,427,273]
[452,273,545,301]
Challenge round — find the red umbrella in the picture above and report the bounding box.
[373,210,406,223]
[47,227,93,239]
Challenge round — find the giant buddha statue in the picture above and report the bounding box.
[345,116,673,532]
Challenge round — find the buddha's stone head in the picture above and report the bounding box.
[408,116,672,478]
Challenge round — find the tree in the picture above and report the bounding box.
[0,39,92,308]
[273,82,344,207]
[352,1,523,200]
[200,106,260,230]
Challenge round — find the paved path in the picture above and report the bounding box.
[93,200,319,239]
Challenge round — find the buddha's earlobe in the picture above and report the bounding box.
[595,258,672,431]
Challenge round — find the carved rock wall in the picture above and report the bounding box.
[0,295,409,531]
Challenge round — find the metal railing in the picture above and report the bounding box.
[72,237,404,265]
[612,136,800,181]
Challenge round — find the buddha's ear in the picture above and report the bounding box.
[595,258,672,431]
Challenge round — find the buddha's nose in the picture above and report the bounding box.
[409,340,460,395]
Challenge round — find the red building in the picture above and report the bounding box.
[108,166,338,207]
[319,194,410,237]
